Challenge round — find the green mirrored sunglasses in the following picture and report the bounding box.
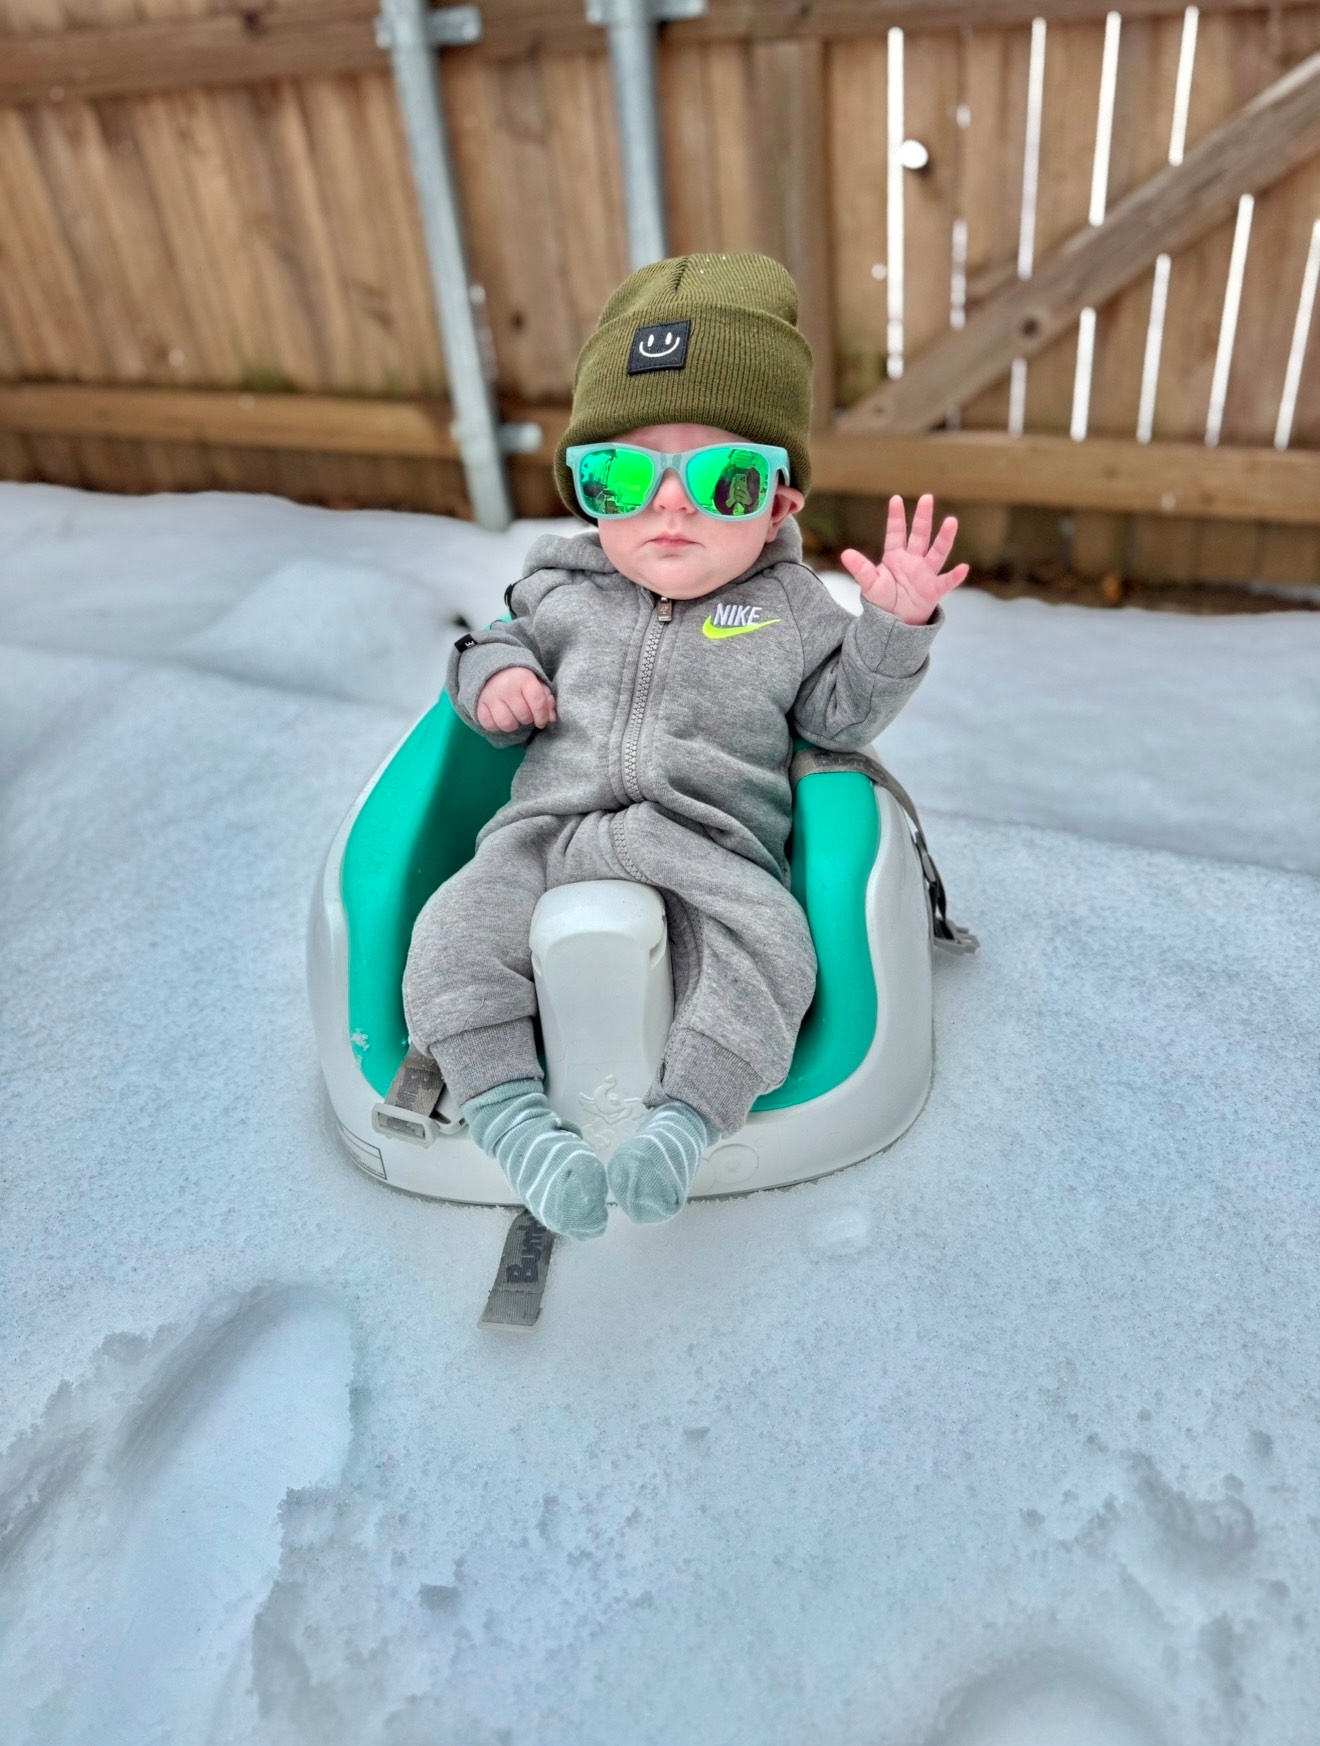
[565,441,791,522]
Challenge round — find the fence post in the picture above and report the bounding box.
[376,1,522,530]
[587,0,706,270]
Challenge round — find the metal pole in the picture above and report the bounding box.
[598,0,669,269]
[378,0,514,529]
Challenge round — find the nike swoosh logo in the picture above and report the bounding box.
[702,616,782,640]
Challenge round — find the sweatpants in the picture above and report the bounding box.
[402,800,818,1139]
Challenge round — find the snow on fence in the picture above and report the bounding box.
[0,0,1318,591]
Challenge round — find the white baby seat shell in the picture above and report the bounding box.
[307,694,977,1205]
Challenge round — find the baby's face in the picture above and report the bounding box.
[593,422,806,599]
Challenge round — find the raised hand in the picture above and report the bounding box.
[839,493,969,626]
[475,666,558,734]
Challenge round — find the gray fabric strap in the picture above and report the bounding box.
[480,1209,555,1330]
[386,1045,447,1112]
[788,747,980,955]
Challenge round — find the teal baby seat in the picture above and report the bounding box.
[340,689,880,1112]
[309,627,972,1203]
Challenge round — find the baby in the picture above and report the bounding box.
[403,251,966,1241]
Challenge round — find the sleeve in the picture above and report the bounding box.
[790,585,945,752]
[445,580,553,749]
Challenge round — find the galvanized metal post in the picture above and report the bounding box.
[376,1,516,529]
[588,0,706,271]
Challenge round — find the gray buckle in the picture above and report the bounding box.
[372,1047,447,1147]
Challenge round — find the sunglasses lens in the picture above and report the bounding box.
[686,446,772,518]
[575,447,655,517]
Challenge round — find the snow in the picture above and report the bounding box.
[2,480,1317,1746]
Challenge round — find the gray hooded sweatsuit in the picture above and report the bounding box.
[403,514,944,1138]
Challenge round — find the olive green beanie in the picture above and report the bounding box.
[553,251,813,521]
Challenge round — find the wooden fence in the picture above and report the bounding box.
[1,0,1319,593]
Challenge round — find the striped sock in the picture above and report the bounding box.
[461,1078,608,1241]
[606,1100,721,1225]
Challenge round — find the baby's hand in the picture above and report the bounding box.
[840,493,968,626]
[475,666,558,734]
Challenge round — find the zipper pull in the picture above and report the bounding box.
[657,596,673,622]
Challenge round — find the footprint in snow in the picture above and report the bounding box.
[921,1647,1167,1746]
[0,1285,354,1746]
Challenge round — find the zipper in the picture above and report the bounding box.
[619,593,672,802]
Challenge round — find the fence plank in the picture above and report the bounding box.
[186,86,286,374]
[901,29,960,369]
[1131,11,1267,583]
[672,0,1320,38]
[812,426,1320,529]
[474,54,578,400]
[950,22,1032,569]
[99,0,220,452]
[703,40,757,250]
[1022,18,1105,435]
[0,0,384,108]
[7,383,1320,529]
[260,80,358,388]
[1008,18,1105,580]
[22,433,89,486]
[0,102,147,489]
[0,384,465,453]
[215,87,324,385]
[1072,10,1186,581]
[130,92,247,381]
[11,0,1320,108]
[24,101,154,385]
[1257,521,1320,588]
[826,34,889,409]
[1221,161,1320,438]
[1288,248,1320,445]
[0,124,74,372]
[88,93,216,488]
[0,109,110,374]
[898,27,986,566]
[1214,10,1320,568]
[1287,132,1320,446]
[357,69,448,389]
[127,0,268,478]
[1224,191,1320,454]
[299,76,407,390]
[1224,10,1320,589]
[658,39,721,254]
[0,296,23,379]
[540,51,627,340]
[0,431,37,478]
[957,22,1030,424]
[443,48,516,398]
[1190,15,1304,583]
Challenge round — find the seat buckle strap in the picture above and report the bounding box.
[372,1047,447,1146]
[788,746,980,956]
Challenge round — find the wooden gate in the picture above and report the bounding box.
[1,0,1318,595]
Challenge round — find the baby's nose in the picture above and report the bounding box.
[652,466,695,511]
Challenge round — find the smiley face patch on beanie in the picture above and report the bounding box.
[628,320,691,374]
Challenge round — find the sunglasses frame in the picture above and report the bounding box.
[565,441,791,522]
